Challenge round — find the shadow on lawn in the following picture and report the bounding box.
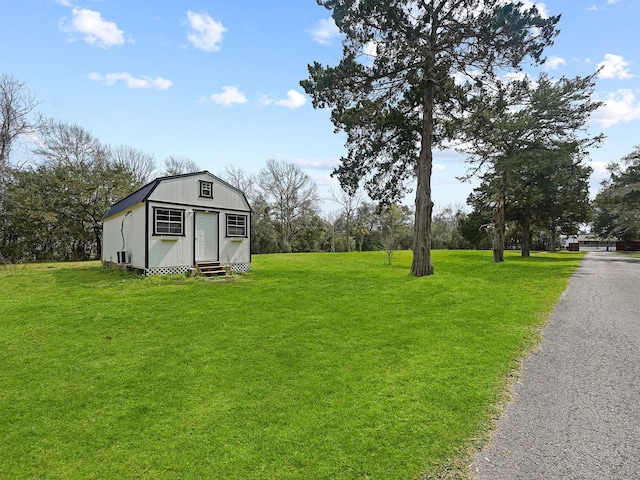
[440,250,584,264]
[607,253,640,264]
[49,263,141,288]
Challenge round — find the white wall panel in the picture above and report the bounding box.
[148,173,250,212]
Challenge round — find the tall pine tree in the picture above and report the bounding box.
[302,0,559,275]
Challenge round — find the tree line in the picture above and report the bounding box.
[0,74,215,261]
[221,160,416,255]
[0,73,420,262]
[0,73,499,263]
[0,1,609,273]
[3,63,634,266]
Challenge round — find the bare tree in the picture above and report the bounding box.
[329,187,362,252]
[1,74,45,256]
[162,155,201,176]
[219,164,258,204]
[34,119,103,167]
[1,74,44,167]
[379,204,413,265]
[109,144,156,186]
[324,210,341,252]
[257,158,319,248]
[379,205,403,265]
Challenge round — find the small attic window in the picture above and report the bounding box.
[200,181,213,198]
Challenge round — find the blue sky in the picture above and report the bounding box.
[2,0,639,212]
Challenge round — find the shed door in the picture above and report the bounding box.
[195,212,218,262]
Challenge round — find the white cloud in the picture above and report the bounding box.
[292,157,340,170]
[308,171,340,187]
[89,72,172,90]
[519,1,550,18]
[589,160,612,191]
[186,11,226,52]
[363,41,377,57]
[257,94,274,107]
[205,86,247,106]
[502,71,531,83]
[588,0,620,10]
[545,56,567,71]
[54,0,74,6]
[590,160,610,178]
[592,89,640,127]
[260,90,307,109]
[598,53,634,79]
[307,18,341,45]
[60,8,126,48]
[274,90,307,109]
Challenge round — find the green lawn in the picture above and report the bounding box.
[0,250,583,479]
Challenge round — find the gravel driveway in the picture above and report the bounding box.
[472,252,640,479]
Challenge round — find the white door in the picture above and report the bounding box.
[195,212,218,262]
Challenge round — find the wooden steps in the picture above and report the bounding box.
[195,261,227,277]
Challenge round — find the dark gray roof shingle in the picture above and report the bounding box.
[102,180,159,220]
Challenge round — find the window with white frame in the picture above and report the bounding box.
[226,214,247,237]
[200,181,213,198]
[154,208,185,235]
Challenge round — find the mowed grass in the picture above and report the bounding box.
[0,250,583,479]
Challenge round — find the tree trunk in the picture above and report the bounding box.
[521,207,531,257]
[346,217,351,252]
[95,228,102,260]
[411,83,435,276]
[493,193,505,263]
[331,224,335,252]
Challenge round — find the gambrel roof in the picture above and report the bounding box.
[103,171,250,220]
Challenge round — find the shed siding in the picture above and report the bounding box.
[102,204,146,268]
[220,236,250,265]
[147,173,248,212]
[127,206,147,268]
[102,215,121,264]
[147,201,194,269]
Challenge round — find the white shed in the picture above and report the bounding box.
[102,171,251,276]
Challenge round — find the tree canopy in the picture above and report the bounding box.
[302,0,560,275]
[3,121,149,261]
[256,158,320,251]
[461,72,602,259]
[593,146,640,241]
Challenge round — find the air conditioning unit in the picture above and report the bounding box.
[117,251,130,264]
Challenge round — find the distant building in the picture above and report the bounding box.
[102,171,251,276]
[565,234,616,252]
